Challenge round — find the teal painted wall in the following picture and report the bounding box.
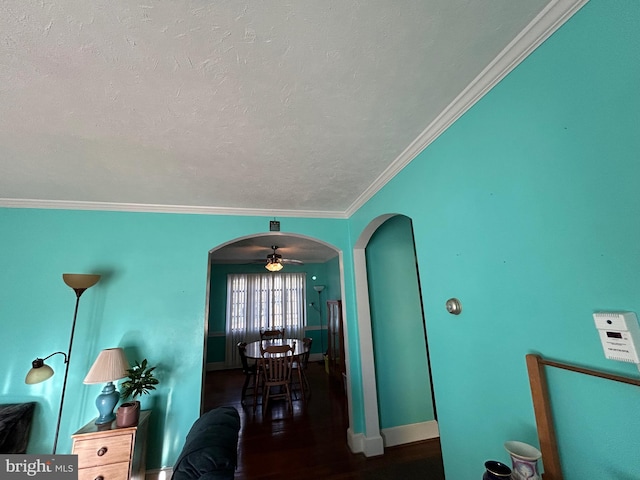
[348,1,640,478]
[206,260,339,363]
[365,215,434,429]
[310,255,343,355]
[0,208,353,469]
[3,2,636,478]
[324,256,342,302]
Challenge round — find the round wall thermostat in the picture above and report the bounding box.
[445,298,462,315]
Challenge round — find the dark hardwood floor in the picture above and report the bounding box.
[203,361,445,479]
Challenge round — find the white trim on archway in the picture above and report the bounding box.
[348,214,397,457]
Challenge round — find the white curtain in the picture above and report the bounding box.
[225,272,306,367]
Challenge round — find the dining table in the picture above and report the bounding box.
[244,338,310,406]
[244,338,307,359]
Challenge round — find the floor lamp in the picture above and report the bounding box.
[313,285,325,354]
[25,273,101,454]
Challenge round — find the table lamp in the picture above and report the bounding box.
[83,348,130,424]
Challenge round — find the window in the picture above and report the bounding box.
[225,272,306,366]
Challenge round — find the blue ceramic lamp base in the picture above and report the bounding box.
[94,381,120,425]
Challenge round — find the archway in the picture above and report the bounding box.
[200,231,355,438]
[352,214,438,456]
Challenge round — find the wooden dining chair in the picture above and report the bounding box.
[260,328,285,340]
[237,342,258,406]
[291,337,313,401]
[257,342,296,414]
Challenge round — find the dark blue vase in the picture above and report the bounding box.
[483,460,512,480]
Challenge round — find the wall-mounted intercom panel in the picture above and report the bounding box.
[593,311,640,364]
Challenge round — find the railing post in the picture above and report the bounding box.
[526,354,563,480]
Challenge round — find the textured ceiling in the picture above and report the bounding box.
[0,0,565,218]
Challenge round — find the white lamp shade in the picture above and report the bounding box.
[25,362,54,384]
[84,348,130,384]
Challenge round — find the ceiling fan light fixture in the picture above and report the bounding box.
[265,259,283,272]
[265,245,284,271]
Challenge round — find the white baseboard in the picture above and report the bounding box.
[347,427,363,453]
[381,420,439,447]
[347,427,384,457]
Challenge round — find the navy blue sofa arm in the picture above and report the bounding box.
[0,402,36,454]
[171,406,241,480]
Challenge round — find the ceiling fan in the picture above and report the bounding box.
[261,245,304,272]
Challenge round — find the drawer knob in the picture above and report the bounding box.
[96,446,108,457]
[95,476,104,480]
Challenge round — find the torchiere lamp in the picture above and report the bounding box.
[313,285,325,353]
[25,273,101,454]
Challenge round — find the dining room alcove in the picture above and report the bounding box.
[201,232,347,416]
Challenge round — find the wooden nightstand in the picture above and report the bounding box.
[71,410,150,480]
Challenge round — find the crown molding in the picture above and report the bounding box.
[0,198,348,219]
[344,0,588,218]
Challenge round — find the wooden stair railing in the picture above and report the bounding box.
[526,354,640,480]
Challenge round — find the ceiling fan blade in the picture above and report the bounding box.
[246,258,303,266]
[281,258,304,265]
[238,246,304,266]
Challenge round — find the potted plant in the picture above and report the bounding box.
[116,359,159,427]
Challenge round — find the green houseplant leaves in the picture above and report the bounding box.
[120,359,159,401]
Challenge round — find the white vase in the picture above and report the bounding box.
[504,440,542,480]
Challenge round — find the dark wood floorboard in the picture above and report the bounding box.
[203,361,445,479]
